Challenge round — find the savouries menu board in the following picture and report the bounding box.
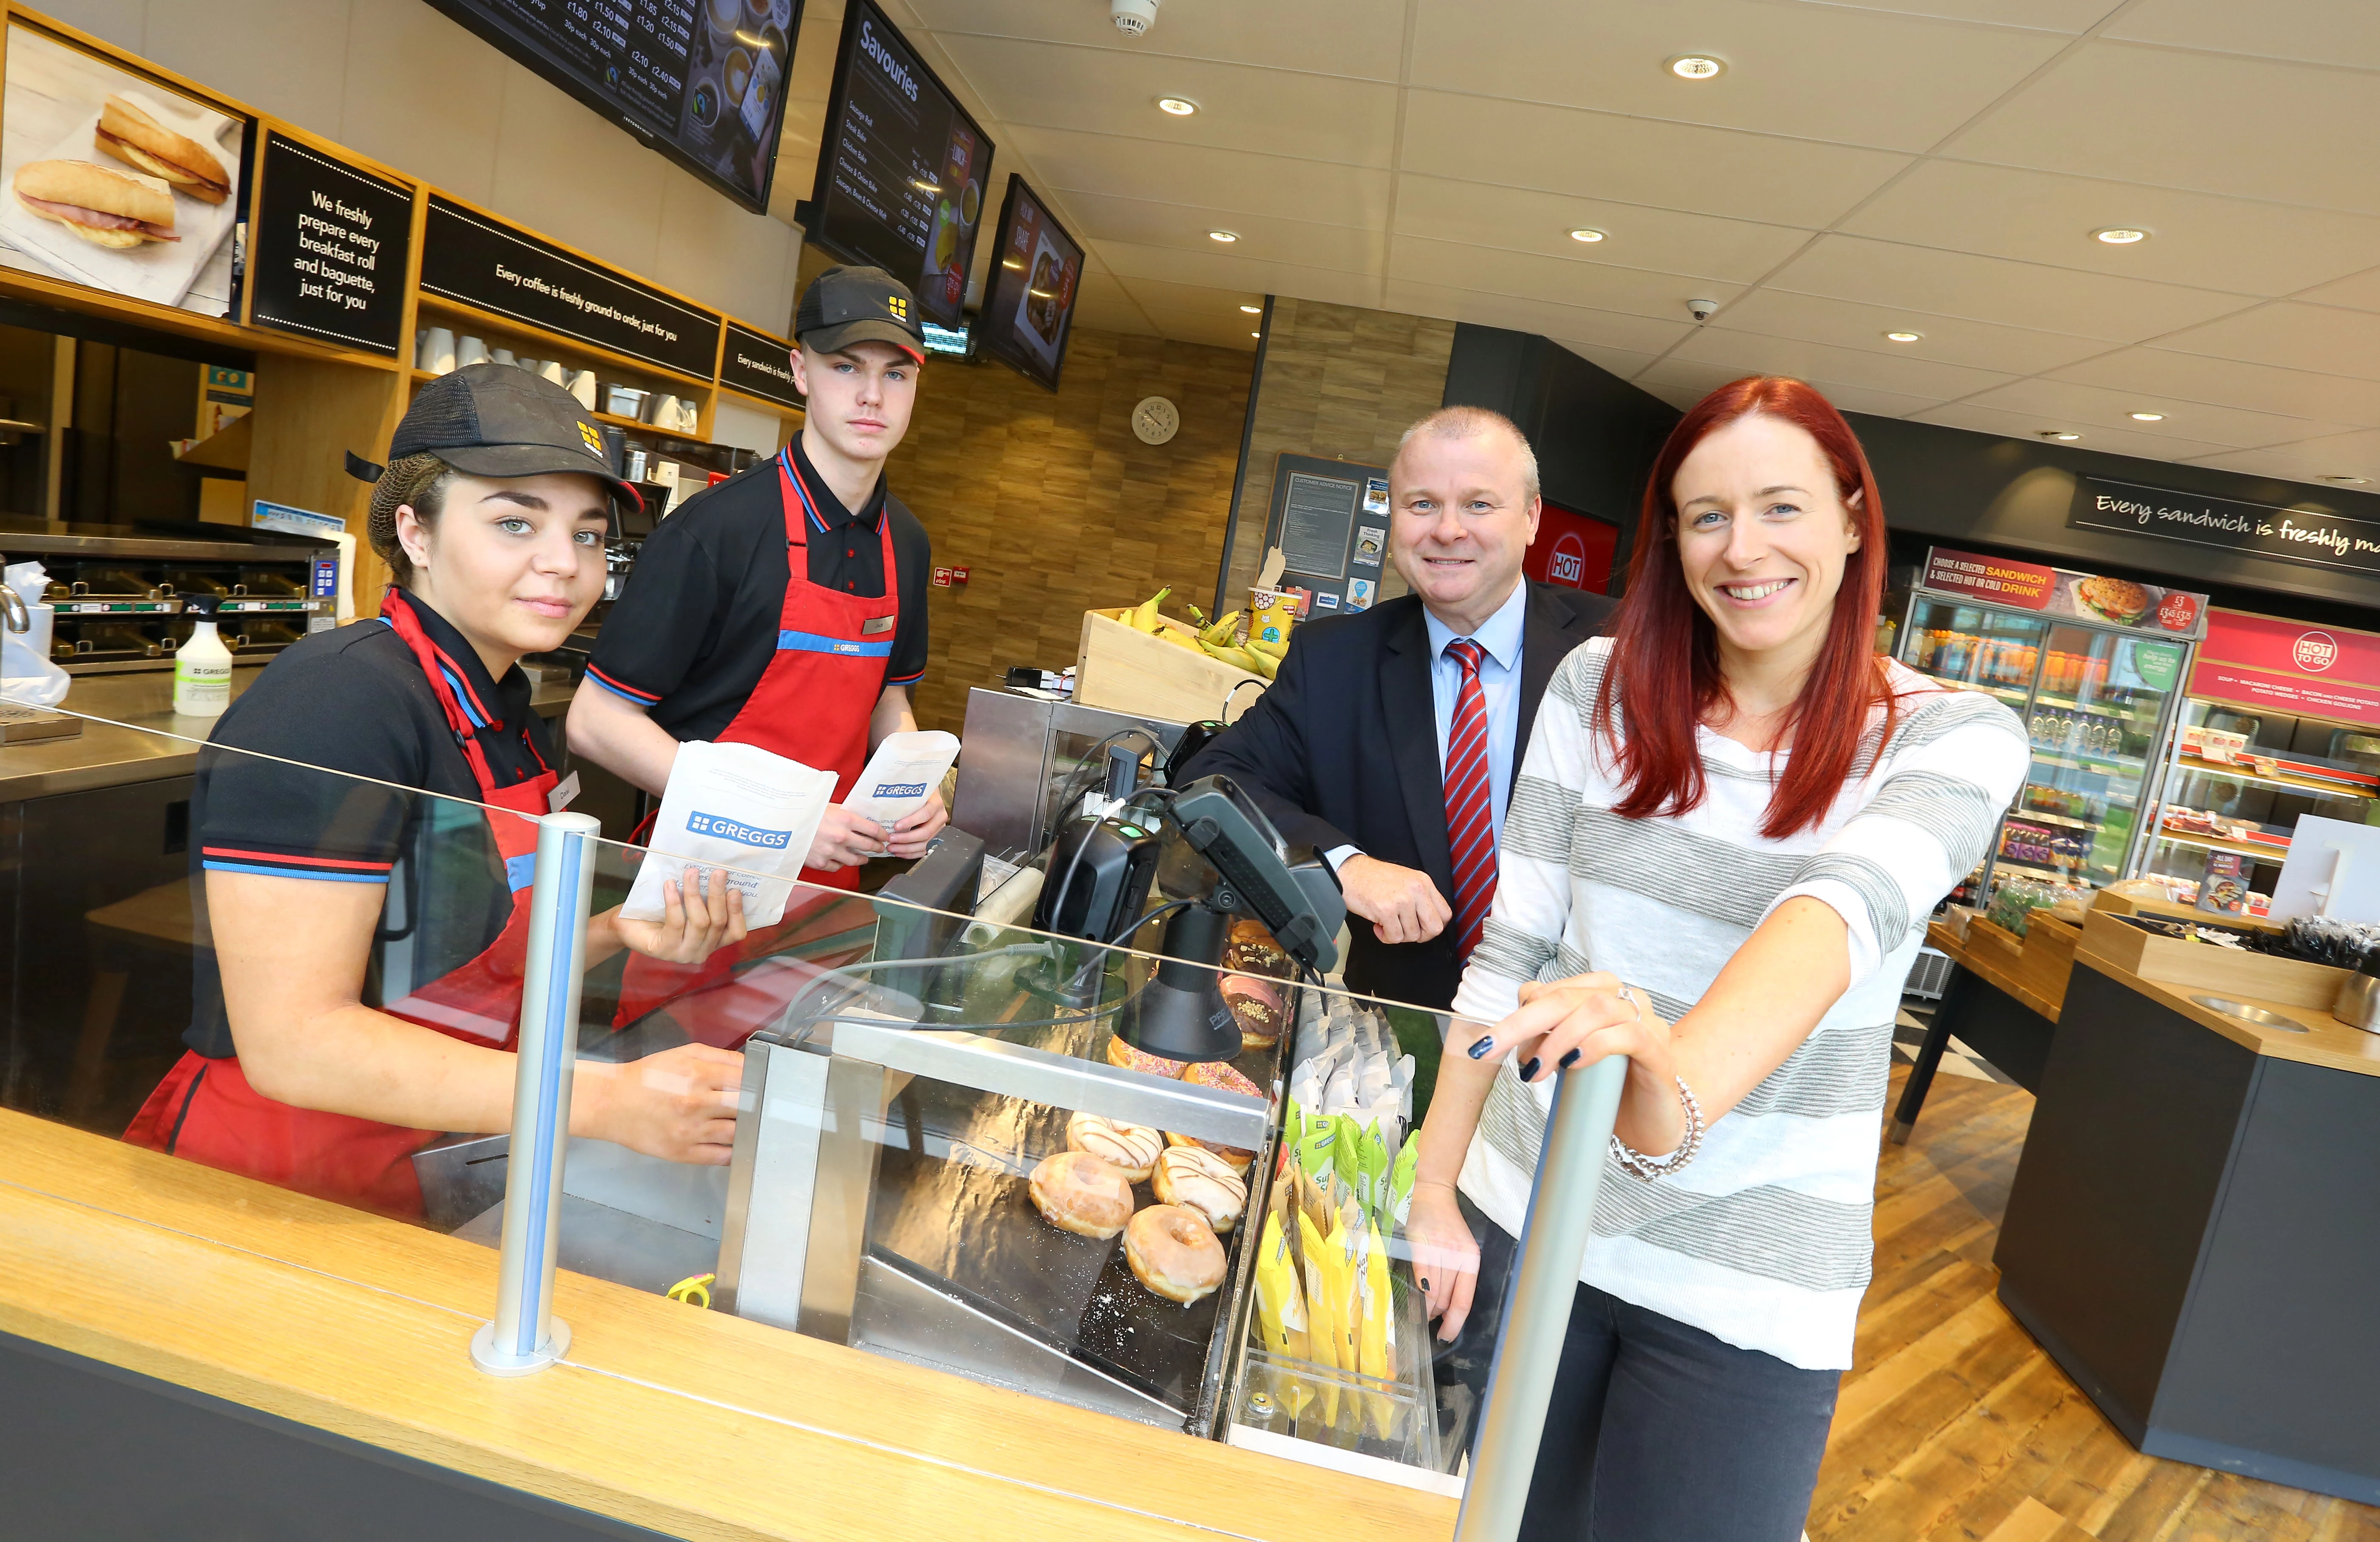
[0,23,251,318]
[978,175,1082,391]
[808,0,993,328]
[425,0,798,214]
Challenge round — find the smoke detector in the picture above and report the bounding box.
[1112,0,1160,37]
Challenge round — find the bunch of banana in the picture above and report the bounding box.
[1126,586,1172,633]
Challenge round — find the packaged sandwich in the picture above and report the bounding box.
[11,160,177,249]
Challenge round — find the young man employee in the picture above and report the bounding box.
[568,265,947,879]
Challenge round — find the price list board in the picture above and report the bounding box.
[807,0,993,327]
[426,0,797,212]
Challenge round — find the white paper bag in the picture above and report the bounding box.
[845,729,960,830]
[620,740,835,928]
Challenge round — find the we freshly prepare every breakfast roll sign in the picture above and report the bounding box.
[1920,545,2208,638]
[2069,474,2380,581]
[0,24,247,316]
[246,134,413,356]
[418,196,720,378]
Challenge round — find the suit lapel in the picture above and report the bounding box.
[1382,604,1454,895]
[1515,584,1570,774]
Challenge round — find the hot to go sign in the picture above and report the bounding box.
[2189,610,2380,729]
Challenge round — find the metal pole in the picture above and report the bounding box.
[1452,1054,1629,1542]
[471,811,599,1376]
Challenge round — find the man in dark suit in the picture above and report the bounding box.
[1184,407,1613,1011]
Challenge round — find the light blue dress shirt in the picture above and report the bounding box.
[1325,578,1529,871]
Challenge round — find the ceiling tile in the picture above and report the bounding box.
[1391,236,1745,326]
[1058,191,1384,273]
[1841,158,2380,296]
[1382,279,1697,354]
[1073,290,1160,336]
[1114,275,1266,316]
[1766,234,2251,340]
[1006,126,1391,229]
[2182,435,2380,486]
[1668,328,2017,400]
[1091,238,1385,308]
[1708,288,2107,375]
[1946,42,2380,215]
[907,0,1410,82]
[1398,93,1909,229]
[2293,265,2380,315]
[1390,175,1810,285]
[2046,347,2380,429]
[2152,302,2380,383]
[1957,377,2357,450]
[2105,0,2380,72]
[936,35,1399,167]
[1630,358,1949,421]
[1408,0,2067,153]
[1808,0,2113,27]
[1910,401,2244,463]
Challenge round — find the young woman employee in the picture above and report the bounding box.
[1407,377,2028,1539]
[127,367,749,1220]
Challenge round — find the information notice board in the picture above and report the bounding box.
[246,132,413,356]
[1263,453,1390,615]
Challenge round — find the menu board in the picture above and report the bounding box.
[0,24,251,318]
[977,175,1082,390]
[807,0,993,327]
[247,133,414,356]
[1918,545,2208,638]
[719,319,801,408]
[424,0,798,214]
[418,195,720,378]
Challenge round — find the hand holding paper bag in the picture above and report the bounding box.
[620,740,837,928]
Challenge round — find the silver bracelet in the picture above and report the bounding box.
[1611,1074,1704,1181]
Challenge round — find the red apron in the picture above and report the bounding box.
[612,445,899,1028]
[125,593,558,1219]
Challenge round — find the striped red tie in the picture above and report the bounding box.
[1443,639,1497,959]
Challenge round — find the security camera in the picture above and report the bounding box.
[1687,298,1719,322]
[1111,0,1160,37]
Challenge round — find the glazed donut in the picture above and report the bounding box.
[1167,1059,1264,1173]
[1222,938,1291,980]
[1125,1203,1228,1305]
[1227,918,1275,948]
[1152,1143,1248,1233]
[1218,974,1286,1050]
[1027,1150,1134,1240]
[1106,1034,1186,1079]
[1066,1111,1163,1182]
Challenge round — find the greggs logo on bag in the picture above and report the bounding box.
[685,811,793,849]
[872,781,928,799]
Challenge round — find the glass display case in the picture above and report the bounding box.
[1896,590,2193,902]
[2137,697,2380,912]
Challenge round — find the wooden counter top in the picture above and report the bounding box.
[0,1110,1455,1542]
[2071,954,2380,1080]
[1925,919,2061,1021]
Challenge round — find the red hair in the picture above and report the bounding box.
[1595,376,1895,839]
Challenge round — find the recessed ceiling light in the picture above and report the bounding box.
[1251,331,1262,338]
[1884,330,1922,343]
[1239,304,1261,313]
[1667,54,1726,80]
[2321,474,2369,485]
[1208,229,1238,243]
[2094,226,2150,245]
[2129,411,2166,421]
[1568,227,1607,243]
[2040,430,2082,441]
[1156,97,1197,116]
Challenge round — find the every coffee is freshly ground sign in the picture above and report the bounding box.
[2068,475,2380,580]
[246,134,414,356]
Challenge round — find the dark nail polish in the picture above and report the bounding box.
[1520,1057,1541,1082]
[1559,1048,1582,1069]
[1466,1035,1495,1059]
[1419,1277,1431,1291]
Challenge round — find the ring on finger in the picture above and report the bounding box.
[1619,986,1644,1024]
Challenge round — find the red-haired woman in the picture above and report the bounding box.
[1406,377,2027,1538]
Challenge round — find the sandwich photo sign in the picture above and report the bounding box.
[0,24,248,314]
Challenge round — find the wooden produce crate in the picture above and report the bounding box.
[2076,909,2346,1008]
[1074,607,1269,725]
[1965,917,2026,972]
[2014,914,2083,1013]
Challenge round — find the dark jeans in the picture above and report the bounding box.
[1435,1197,1841,1542]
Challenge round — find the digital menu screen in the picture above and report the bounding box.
[807,0,993,328]
[425,0,798,214]
[977,175,1082,391]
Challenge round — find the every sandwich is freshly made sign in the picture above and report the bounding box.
[719,320,801,409]
[2068,475,2380,580]
[246,133,413,356]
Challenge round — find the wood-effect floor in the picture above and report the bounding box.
[1813,1067,2380,1542]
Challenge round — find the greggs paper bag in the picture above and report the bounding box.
[620,740,835,928]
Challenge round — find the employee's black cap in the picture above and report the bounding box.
[795,265,925,362]
[351,364,638,508]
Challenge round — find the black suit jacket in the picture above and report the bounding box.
[1180,582,1613,1011]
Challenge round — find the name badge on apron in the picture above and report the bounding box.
[861,616,896,635]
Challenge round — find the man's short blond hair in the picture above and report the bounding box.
[1393,406,1540,503]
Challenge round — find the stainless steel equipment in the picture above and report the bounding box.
[2331,958,2380,1034]
[0,519,336,673]
[951,687,1188,862]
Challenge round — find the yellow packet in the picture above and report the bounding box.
[1358,1216,1396,1437]
[1298,1208,1343,1429]
[1252,1211,1316,1426]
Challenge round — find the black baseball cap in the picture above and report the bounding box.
[795,265,925,362]
[351,364,638,508]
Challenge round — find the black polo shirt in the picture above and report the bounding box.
[584,437,931,743]
[183,592,554,1058]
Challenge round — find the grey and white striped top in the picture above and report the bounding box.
[1450,637,2028,1370]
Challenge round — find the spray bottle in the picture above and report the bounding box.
[173,593,233,717]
